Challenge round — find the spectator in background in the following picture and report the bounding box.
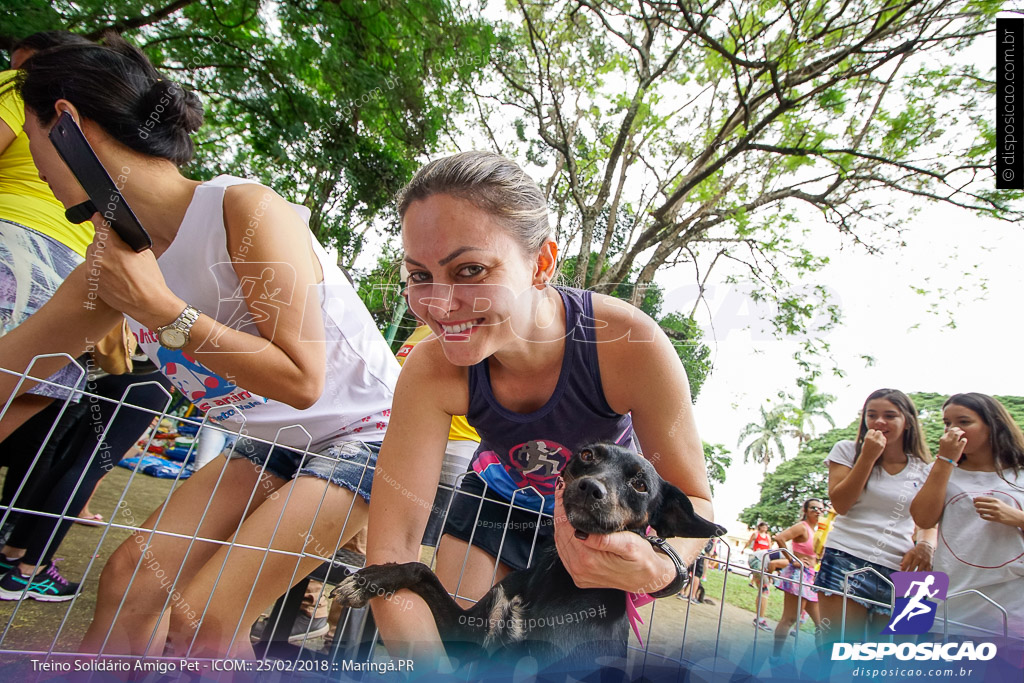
[814,389,935,642]
[770,499,825,657]
[911,393,1024,639]
[745,521,772,555]
[744,522,775,631]
[0,31,94,440]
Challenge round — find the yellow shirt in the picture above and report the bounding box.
[0,71,93,256]
[396,325,480,443]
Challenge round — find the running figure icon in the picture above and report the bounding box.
[883,571,949,635]
[889,575,939,629]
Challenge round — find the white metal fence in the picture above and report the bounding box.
[0,363,1015,681]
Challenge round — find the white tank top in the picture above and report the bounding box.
[126,176,399,451]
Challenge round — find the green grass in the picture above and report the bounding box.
[700,567,818,634]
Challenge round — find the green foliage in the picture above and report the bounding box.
[738,426,853,530]
[6,0,492,258]
[777,382,837,444]
[660,313,712,402]
[477,0,1019,381]
[738,404,789,474]
[703,442,732,495]
[0,0,58,52]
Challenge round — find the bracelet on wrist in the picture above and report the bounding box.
[643,535,690,599]
[937,456,959,467]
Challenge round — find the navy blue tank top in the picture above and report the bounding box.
[467,286,635,513]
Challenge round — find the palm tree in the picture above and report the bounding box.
[779,383,836,445]
[738,404,788,474]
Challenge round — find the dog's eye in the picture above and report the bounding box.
[630,479,647,493]
[579,449,594,462]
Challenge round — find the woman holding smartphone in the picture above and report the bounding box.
[0,35,399,657]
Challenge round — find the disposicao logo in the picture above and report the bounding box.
[883,571,949,635]
[830,571,998,664]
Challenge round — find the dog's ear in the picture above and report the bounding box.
[650,482,727,539]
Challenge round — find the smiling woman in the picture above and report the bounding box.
[814,389,936,644]
[365,151,721,664]
[0,33,399,657]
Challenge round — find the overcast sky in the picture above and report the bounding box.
[360,7,1022,538]
[682,203,1022,536]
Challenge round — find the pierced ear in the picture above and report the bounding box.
[649,482,726,539]
[533,240,558,288]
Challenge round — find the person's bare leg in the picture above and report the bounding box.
[774,592,799,657]
[818,593,870,643]
[434,534,512,608]
[81,456,278,654]
[805,601,822,631]
[77,478,104,520]
[166,475,369,658]
[758,584,770,622]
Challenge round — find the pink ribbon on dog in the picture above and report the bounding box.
[626,525,658,646]
[626,591,655,645]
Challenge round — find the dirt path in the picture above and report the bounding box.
[631,576,823,679]
[0,469,820,679]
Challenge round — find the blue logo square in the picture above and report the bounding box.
[883,571,949,635]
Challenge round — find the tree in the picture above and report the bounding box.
[778,382,836,445]
[737,404,789,474]
[473,0,1020,375]
[6,0,493,258]
[703,441,731,495]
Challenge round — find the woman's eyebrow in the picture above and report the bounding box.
[439,246,483,265]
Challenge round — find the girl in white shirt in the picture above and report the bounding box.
[814,389,936,641]
[910,393,1024,639]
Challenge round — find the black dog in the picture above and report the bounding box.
[332,443,725,674]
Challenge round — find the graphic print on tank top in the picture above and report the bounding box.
[472,439,572,510]
[135,338,269,421]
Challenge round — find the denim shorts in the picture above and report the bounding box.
[0,220,86,399]
[441,470,553,572]
[225,436,378,503]
[814,547,895,616]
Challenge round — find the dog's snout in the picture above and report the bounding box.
[577,477,607,501]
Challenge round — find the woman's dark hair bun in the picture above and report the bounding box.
[17,32,204,167]
[137,79,205,135]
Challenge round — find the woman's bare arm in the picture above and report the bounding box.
[366,343,463,659]
[88,185,328,408]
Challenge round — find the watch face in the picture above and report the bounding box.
[159,327,187,349]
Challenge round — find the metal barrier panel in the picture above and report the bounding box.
[0,364,1017,682]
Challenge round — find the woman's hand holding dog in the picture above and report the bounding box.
[553,488,678,594]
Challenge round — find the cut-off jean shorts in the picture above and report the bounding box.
[814,547,896,616]
[225,436,379,504]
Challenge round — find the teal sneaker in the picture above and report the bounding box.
[0,563,80,602]
[0,553,19,573]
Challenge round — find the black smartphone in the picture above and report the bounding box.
[48,112,153,252]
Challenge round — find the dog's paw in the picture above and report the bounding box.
[330,571,374,608]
